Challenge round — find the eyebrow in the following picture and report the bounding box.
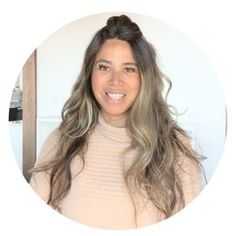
[95,59,112,65]
[95,59,138,67]
[123,62,138,67]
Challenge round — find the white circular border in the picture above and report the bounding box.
[0,1,235,235]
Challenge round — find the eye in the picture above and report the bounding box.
[124,67,137,73]
[97,64,110,71]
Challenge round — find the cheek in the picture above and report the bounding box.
[129,76,141,94]
[91,74,102,94]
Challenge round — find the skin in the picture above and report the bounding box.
[92,39,141,127]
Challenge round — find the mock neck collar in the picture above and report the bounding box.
[97,113,131,143]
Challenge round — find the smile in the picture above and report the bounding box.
[105,92,126,100]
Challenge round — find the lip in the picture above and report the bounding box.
[105,92,126,102]
[105,90,126,94]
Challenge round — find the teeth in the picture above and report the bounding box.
[106,92,125,100]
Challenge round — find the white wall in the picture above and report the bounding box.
[36,12,226,183]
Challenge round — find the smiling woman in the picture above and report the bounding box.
[30,15,203,229]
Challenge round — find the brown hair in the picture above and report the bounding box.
[32,15,202,223]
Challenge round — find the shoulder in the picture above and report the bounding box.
[174,128,192,149]
[36,128,60,164]
[173,128,201,180]
[174,129,202,200]
[30,129,60,198]
[44,128,60,146]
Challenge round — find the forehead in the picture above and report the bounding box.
[95,39,136,62]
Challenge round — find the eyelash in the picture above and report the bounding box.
[124,67,136,73]
[98,64,110,71]
[97,64,137,73]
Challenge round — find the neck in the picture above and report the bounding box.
[101,112,127,128]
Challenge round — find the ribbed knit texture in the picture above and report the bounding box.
[30,114,201,229]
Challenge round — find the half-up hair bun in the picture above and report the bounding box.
[102,15,143,41]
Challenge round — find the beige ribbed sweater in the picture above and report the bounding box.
[30,114,201,229]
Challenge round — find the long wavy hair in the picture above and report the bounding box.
[32,15,202,223]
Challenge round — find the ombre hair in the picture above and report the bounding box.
[32,15,202,223]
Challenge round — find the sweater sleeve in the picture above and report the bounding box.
[175,133,202,206]
[30,129,59,203]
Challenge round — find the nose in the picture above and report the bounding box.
[109,70,124,85]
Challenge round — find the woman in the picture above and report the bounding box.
[30,15,202,229]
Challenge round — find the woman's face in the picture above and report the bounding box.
[92,39,141,126]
